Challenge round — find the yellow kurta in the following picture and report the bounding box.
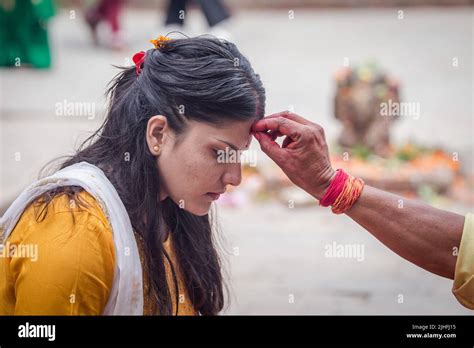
[0,190,197,315]
[452,213,474,309]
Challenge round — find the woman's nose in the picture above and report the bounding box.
[222,164,242,187]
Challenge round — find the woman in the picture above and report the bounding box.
[0,35,265,315]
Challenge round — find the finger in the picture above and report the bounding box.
[264,111,313,126]
[282,135,294,149]
[268,130,283,141]
[251,117,302,139]
[254,132,285,165]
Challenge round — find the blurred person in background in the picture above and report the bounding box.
[84,0,126,50]
[0,0,55,69]
[164,0,232,40]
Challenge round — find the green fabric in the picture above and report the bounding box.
[0,0,56,68]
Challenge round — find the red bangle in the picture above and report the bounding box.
[331,176,364,214]
[319,169,348,207]
[319,169,365,214]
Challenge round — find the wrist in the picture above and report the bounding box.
[316,168,365,214]
[312,168,336,201]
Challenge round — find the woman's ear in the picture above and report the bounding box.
[146,115,168,156]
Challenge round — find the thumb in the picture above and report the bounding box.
[254,132,285,166]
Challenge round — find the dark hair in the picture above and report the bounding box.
[36,35,265,315]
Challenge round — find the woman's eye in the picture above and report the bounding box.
[213,149,227,164]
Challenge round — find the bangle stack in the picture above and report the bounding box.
[319,169,364,214]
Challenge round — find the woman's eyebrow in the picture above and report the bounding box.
[215,138,239,151]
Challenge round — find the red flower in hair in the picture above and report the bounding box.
[132,51,146,76]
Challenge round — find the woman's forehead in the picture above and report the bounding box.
[187,119,254,149]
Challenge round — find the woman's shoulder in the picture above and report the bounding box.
[36,189,110,228]
[8,188,115,264]
[4,188,116,315]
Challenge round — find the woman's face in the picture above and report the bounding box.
[148,116,254,216]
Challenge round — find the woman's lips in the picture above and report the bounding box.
[206,192,222,201]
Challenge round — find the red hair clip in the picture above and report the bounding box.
[132,35,169,76]
[132,51,146,76]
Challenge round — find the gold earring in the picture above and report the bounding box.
[153,145,160,154]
